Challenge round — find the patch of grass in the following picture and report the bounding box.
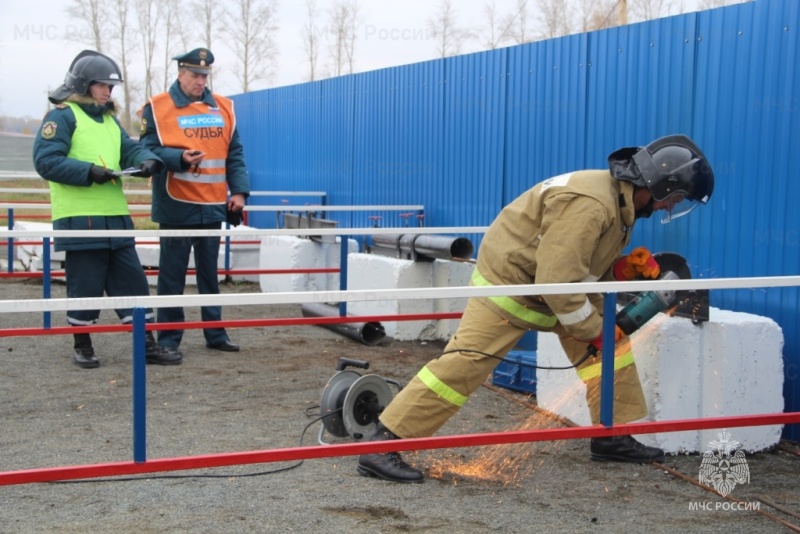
[1,177,157,230]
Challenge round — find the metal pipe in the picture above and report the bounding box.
[369,234,473,262]
[300,303,386,346]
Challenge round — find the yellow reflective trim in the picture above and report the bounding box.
[577,350,636,382]
[471,270,558,328]
[417,366,468,407]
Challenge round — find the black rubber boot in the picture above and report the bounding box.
[590,435,665,463]
[73,333,99,369]
[144,331,182,366]
[357,423,424,483]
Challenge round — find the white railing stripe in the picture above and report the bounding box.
[1,276,798,314]
[1,226,488,238]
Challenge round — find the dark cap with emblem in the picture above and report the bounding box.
[173,48,214,74]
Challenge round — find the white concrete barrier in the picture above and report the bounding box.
[9,221,261,285]
[259,235,359,293]
[536,308,784,453]
[257,238,473,341]
[346,253,473,341]
[11,221,62,272]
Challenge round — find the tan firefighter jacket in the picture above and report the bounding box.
[474,170,637,341]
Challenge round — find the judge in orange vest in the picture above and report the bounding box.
[139,48,250,362]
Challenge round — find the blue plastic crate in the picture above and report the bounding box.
[492,349,537,395]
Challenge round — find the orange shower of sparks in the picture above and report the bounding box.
[426,383,587,486]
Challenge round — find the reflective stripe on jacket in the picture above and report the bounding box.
[475,171,637,340]
[470,268,558,328]
[149,92,235,204]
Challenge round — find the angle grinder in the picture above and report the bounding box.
[615,270,680,335]
[584,252,700,359]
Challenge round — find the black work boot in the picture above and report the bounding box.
[590,435,665,463]
[144,331,182,366]
[73,333,99,369]
[357,423,424,483]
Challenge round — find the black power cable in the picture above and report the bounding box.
[49,346,596,485]
[49,408,343,484]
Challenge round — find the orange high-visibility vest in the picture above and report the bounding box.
[149,93,235,204]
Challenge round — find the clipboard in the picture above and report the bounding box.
[113,167,141,177]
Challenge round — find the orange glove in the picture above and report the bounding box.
[585,325,625,352]
[613,246,661,280]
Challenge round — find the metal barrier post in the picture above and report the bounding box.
[132,308,147,463]
[43,237,51,329]
[599,292,617,427]
[224,223,232,282]
[6,209,13,273]
[338,235,348,317]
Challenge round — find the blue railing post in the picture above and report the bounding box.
[224,223,232,277]
[339,235,348,317]
[132,308,147,463]
[6,209,13,273]
[43,237,51,329]
[599,292,618,427]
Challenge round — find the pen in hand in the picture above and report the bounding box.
[98,155,116,185]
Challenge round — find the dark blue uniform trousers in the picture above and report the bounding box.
[156,223,229,349]
[65,246,154,325]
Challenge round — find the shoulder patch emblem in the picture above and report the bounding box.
[139,118,147,136]
[41,121,58,140]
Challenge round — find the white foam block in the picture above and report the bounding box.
[536,307,784,453]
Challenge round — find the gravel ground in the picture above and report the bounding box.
[1,277,799,533]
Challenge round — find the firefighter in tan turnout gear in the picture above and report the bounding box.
[357,134,715,483]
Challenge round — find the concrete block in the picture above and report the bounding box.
[432,259,474,340]
[346,254,471,341]
[221,226,264,283]
[12,221,62,271]
[536,307,784,453]
[12,221,260,286]
[259,235,358,293]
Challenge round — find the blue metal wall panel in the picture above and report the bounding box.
[691,0,800,435]
[440,49,506,247]
[349,61,445,229]
[231,0,800,438]
[231,78,356,228]
[504,33,588,204]
[585,13,697,168]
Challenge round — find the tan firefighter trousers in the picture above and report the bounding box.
[380,298,647,438]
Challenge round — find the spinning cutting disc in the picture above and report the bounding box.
[653,252,691,280]
[319,370,361,438]
[342,374,394,441]
[619,252,691,305]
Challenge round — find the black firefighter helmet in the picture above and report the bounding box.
[609,134,715,223]
[49,50,124,104]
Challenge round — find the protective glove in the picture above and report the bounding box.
[130,159,160,178]
[613,246,660,280]
[226,208,244,227]
[88,164,116,185]
[584,325,625,352]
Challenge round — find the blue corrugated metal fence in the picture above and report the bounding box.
[232,0,800,439]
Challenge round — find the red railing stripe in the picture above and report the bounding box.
[1,412,797,486]
[0,313,463,337]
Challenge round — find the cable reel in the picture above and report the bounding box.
[317,357,401,445]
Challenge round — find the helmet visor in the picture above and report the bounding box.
[661,196,701,224]
[91,78,123,87]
